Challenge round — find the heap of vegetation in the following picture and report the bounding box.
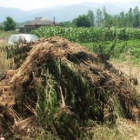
[1,43,33,69]
[0,37,139,139]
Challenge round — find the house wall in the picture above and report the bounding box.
[24,24,61,33]
[24,25,50,33]
[24,25,37,33]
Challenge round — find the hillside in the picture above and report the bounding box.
[0,1,140,22]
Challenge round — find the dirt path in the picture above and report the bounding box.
[111,60,140,93]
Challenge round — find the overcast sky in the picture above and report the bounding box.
[0,0,137,11]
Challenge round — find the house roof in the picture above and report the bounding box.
[24,17,60,26]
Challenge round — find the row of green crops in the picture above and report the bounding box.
[32,26,140,42]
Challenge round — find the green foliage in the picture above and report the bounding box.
[102,7,113,27]
[72,10,95,28]
[112,6,140,28]
[3,16,16,31]
[32,26,140,63]
[0,25,4,30]
[0,30,16,39]
[32,26,140,43]
[60,21,74,27]
[96,8,103,27]
[60,6,140,28]
[87,10,95,27]
[73,15,91,27]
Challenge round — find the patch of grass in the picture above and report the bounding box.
[0,30,18,47]
[0,30,18,39]
[78,119,140,140]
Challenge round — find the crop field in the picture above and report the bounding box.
[0,28,140,140]
[32,26,140,42]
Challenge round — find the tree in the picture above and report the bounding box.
[102,7,113,27]
[103,6,107,21]
[60,21,74,27]
[3,16,16,31]
[73,15,91,27]
[96,8,103,27]
[87,10,95,26]
[126,8,133,27]
[0,24,4,30]
[133,6,140,27]
[119,12,126,27]
[115,11,126,27]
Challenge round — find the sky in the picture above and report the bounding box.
[0,0,136,11]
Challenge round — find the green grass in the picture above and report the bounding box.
[0,30,18,39]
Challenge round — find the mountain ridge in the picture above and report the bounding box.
[0,1,139,23]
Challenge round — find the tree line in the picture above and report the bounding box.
[1,6,140,31]
[61,6,140,28]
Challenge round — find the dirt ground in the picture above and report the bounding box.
[111,60,140,94]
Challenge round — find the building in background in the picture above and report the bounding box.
[23,17,61,33]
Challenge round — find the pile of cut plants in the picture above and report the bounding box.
[0,37,139,140]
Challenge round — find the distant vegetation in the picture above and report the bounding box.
[1,16,16,31]
[1,6,140,32]
[61,6,140,28]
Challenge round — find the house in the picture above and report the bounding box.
[24,17,61,33]
[19,24,24,33]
